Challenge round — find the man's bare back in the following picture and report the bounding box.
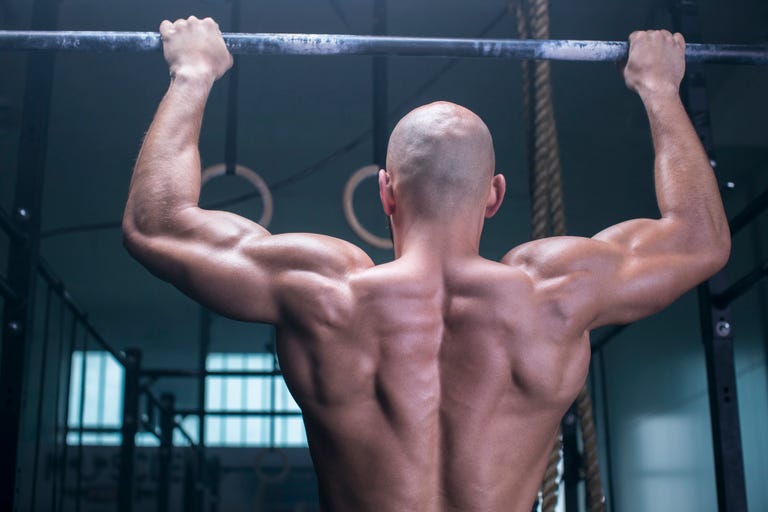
[277,254,589,511]
[123,19,730,511]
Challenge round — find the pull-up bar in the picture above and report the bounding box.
[1,31,767,64]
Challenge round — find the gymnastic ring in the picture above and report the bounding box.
[201,163,274,228]
[254,447,291,483]
[342,164,393,250]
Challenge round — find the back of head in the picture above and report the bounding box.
[386,102,496,219]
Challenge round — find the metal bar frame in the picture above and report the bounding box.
[729,186,768,236]
[714,258,768,308]
[119,348,142,512]
[143,368,283,378]
[671,1,749,510]
[0,0,60,509]
[177,408,303,417]
[157,393,174,512]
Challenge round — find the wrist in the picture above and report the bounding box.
[638,86,681,108]
[170,66,217,89]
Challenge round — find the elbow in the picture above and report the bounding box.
[121,205,153,259]
[122,216,144,258]
[699,224,731,278]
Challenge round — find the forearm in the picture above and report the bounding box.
[124,72,213,236]
[642,91,730,247]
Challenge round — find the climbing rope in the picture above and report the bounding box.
[513,0,605,510]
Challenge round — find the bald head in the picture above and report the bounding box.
[385,102,496,219]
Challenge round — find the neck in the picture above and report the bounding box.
[391,214,484,261]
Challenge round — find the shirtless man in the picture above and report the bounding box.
[123,18,730,511]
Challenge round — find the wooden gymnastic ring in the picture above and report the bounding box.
[342,165,393,250]
[201,163,274,228]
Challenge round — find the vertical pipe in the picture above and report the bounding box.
[197,308,211,512]
[119,348,142,512]
[0,0,60,507]
[157,393,175,512]
[29,286,52,511]
[56,317,79,512]
[50,298,66,512]
[75,333,88,512]
[596,351,615,511]
[562,405,580,512]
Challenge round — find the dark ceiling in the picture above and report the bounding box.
[1,0,767,362]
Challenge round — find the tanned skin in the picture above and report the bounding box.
[123,19,730,512]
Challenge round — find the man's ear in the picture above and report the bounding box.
[485,174,506,218]
[379,169,395,216]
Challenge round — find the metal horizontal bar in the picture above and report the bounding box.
[176,408,302,417]
[713,258,768,308]
[65,426,121,434]
[143,368,282,378]
[1,31,767,64]
[729,186,768,236]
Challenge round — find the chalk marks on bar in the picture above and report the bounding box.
[0,30,767,64]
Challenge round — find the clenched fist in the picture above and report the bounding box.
[623,30,685,99]
[159,16,233,83]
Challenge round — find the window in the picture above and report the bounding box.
[67,351,124,446]
[204,353,307,447]
[67,350,307,448]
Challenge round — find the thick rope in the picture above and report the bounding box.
[513,0,604,510]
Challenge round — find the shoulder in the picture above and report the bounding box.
[245,232,375,278]
[502,236,619,279]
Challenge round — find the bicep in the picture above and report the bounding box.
[125,207,371,324]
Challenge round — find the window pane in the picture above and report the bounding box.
[205,416,222,445]
[245,377,271,411]
[68,352,83,426]
[103,354,124,426]
[243,417,268,445]
[223,417,242,446]
[274,378,300,412]
[274,417,307,446]
[83,352,102,426]
[206,377,223,409]
[246,353,273,371]
[207,353,225,371]
[225,377,243,410]
[226,353,245,371]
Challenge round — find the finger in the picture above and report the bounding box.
[188,15,199,21]
[673,32,686,46]
[159,20,173,35]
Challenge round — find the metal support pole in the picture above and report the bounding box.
[562,405,581,512]
[119,348,142,512]
[157,393,175,512]
[209,456,221,512]
[698,277,748,511]
[197,308,212,512]
[0,0,60,508]
[670,1,748,510]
